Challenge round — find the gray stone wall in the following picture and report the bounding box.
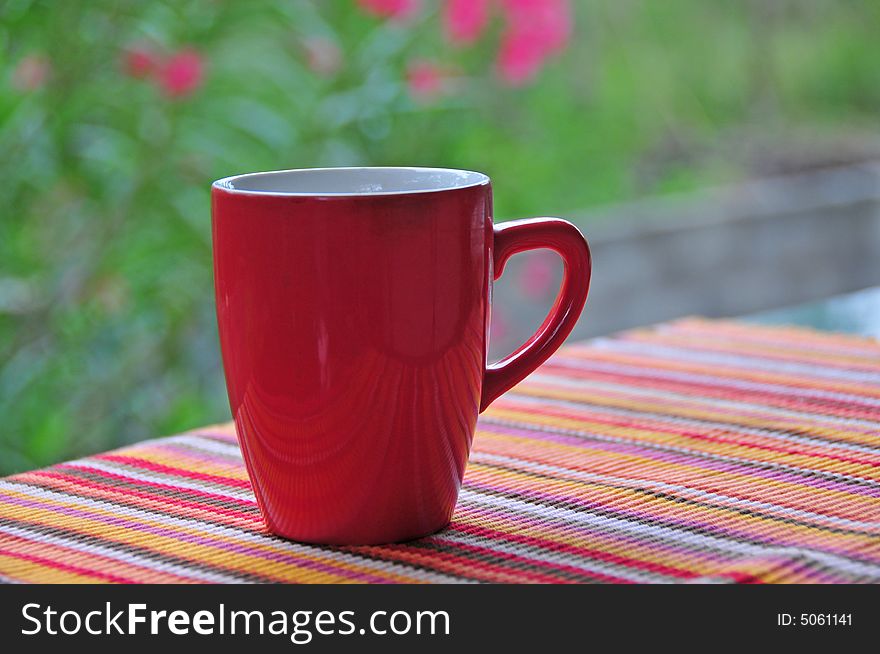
[489,162,880,359]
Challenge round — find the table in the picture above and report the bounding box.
[1,295,879,583]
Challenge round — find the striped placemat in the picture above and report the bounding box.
[1,318,878,583]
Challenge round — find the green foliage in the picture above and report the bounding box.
[1,0,879,473]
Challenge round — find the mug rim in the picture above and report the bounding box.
[212,166,491,198]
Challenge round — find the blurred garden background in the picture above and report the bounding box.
[2,0,880,473]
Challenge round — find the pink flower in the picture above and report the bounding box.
[496,30,546,85]
[357,0,421,21]
[490,307,510,343]
[302,37,343,77]
[502,0,571,51]
[444,0,493,45]
[122,44,159,79]
[158,48,204,99]
[406,60,449,101]
[11,55,50,91]
[518,251,557,299]
[497,0,572,85]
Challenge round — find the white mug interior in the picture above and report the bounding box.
[214,166,490,196]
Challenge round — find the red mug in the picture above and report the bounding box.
[212,167,591,544]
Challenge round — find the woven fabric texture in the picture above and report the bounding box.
[1,318,878,583]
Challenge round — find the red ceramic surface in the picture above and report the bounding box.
[212,168,591,544]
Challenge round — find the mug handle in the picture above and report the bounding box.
[481,218,592,412]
